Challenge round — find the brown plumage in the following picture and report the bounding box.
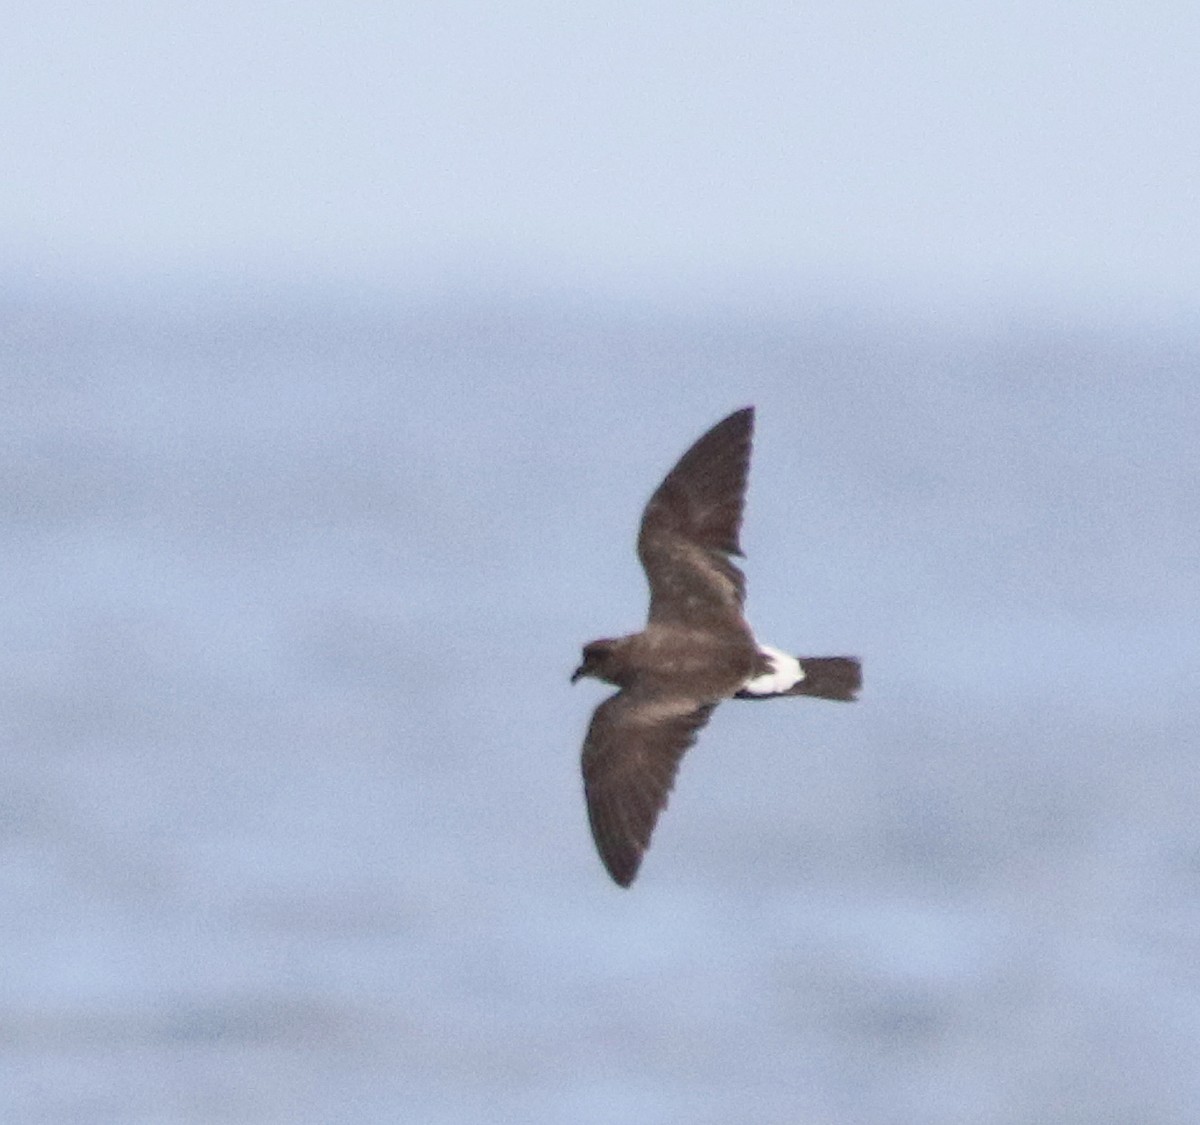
[572,406,861,887]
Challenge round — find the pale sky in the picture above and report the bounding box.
[4,2,1199,315]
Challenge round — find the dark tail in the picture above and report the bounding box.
[736,656,861,702]
[794,656,861,701]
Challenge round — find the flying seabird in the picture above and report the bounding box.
[571,406,861,887]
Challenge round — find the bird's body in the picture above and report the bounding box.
[572,406,861,887]
[580,628,756,694]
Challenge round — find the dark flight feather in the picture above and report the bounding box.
[637,406,754,630]
[582,693,716,887]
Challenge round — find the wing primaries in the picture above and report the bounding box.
[636,406,754,628]
[581,692,716,886]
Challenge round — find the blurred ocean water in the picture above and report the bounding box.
[1,285,1198,1123]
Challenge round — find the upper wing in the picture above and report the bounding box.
[581,690,716,887]
[636,406,754,629]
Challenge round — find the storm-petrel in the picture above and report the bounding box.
[571,406,861,887]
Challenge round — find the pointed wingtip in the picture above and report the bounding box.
[723,405,755,445]
[709,405,754,433]
[600,848,641,887]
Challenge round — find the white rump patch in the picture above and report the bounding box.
[739,644,805,696]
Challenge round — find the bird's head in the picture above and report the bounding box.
[571,638,620,685]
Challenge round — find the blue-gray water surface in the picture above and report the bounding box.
[2,286,1197,1123]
